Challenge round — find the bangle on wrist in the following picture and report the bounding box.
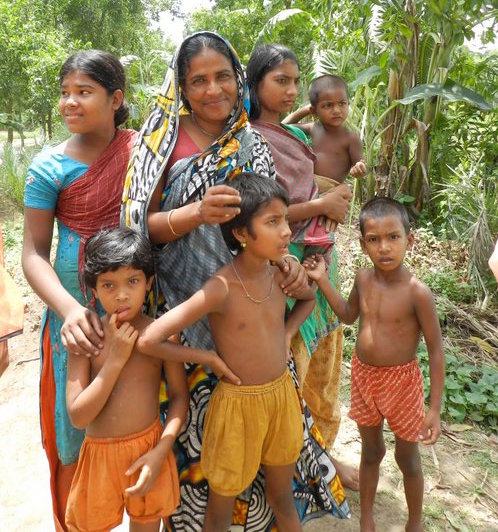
[167,209,181,237]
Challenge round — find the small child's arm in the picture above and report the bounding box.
[125,359,189,497]
[136,277,241,384]
[282,105,313,134]
[348,133,367,178]
[282,275,316,359]
[413,281,445,444]
[66,315,138,429]
[303,254,360,324]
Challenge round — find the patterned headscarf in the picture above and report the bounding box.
[121,31,274,233]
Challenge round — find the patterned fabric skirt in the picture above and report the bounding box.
[160,358,350,531]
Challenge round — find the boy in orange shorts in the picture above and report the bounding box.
[64,228,192,532]
[304,198,444,532]
[138,174,316,532]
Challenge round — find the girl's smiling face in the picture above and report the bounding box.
[256,60,300,123]
[58,70,122,135]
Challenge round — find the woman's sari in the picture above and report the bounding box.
[122,31,349,530]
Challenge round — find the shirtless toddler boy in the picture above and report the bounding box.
[138,174,316,532]
[284,74,367,186]
[304,198,445,532]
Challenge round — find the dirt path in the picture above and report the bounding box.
[0,216,497,531]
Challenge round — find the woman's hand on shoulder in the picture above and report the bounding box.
[198,185,241,225]
[61,305,104,357]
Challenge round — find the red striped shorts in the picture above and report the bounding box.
[348,351,425,442]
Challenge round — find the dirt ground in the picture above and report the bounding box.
[0,215,497,531]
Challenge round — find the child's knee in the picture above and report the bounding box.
[361,442,386,465]
[395,446,422,477]
[265,485,295,515]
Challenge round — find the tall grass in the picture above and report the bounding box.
[0,143,41,211]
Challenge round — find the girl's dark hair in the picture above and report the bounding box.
[83,227,154,288]
[60,50,129,127]
[246,44,299,120]
[220,173,289,253]
[359,197,411,236]
[177,34,235,112]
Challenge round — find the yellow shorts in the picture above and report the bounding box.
[201,369,303,496]
[65,418,179,532]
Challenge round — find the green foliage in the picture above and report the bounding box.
[419,345,498,429]
[423,270,474,305]
[0,144,41,210]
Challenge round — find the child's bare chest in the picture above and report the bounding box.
[359,282,417,327]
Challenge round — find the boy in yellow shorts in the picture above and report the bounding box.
[138,174,316,532]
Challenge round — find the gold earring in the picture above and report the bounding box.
[241,242,247,248]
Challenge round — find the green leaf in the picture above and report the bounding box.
[449,393,466,405]
[399,24,413,40]
[464,392,489,405]
[349,65,382,92]
[378,50,390,69]
[397,194,416,204]
[397,79,493,111]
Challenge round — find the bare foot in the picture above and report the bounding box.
[332,457,360,491]
[360,515,376,532]
[406,521,424,532]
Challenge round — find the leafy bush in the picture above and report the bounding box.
[419,344,498,429]
[0,143,40,210]
[422,270,475,304]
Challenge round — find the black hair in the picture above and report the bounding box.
[83,227,154,289]
[308,74,349,107]
[59,50,129,127]
[359,197,410,236]
[220,173,289,253]
[177,34,235,112]
[246,44,299,120]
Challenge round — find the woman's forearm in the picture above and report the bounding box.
[147,202,202,244]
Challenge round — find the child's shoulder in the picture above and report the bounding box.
[406,272,435,302]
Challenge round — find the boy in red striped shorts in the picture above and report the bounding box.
[304,197,444,532]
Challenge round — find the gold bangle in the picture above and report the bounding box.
[282,253,300,263]
[167,209,181,237]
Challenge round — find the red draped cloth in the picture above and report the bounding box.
[55,128,137,281]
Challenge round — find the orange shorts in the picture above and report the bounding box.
[201,369,303,496]
[349,352,425,442]
[65,418,179,532]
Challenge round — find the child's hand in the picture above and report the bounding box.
[208,351,241,385]
[107,314,138,365]
[350,160,367,178]
[418,408,441,444]
[124,445,164,497]
[303,254,328,283]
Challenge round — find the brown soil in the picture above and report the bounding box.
[1,215,497,531]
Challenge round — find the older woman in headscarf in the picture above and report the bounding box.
[122,32,350,530]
